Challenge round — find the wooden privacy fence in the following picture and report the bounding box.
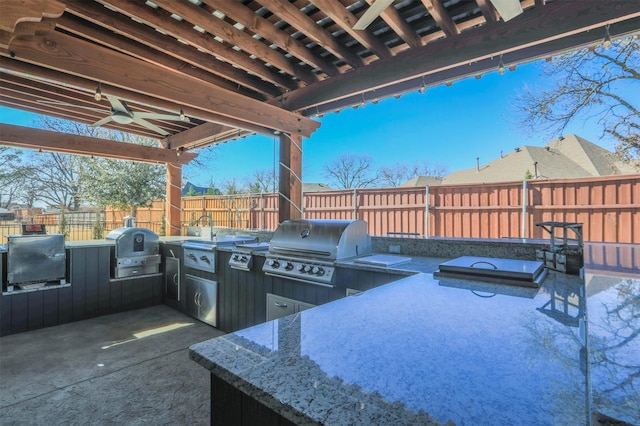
[95,174,640,243]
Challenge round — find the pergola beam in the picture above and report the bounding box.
[279,0,640,112]
[0,123,196,164]
[5,30,320,137]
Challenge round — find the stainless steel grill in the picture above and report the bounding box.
[263,219,371,286]
[106,227,160,278]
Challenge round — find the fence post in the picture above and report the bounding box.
[425,185,430,238]
[260,193,264,230]
[353,188,357,219]
[521,180,528,239]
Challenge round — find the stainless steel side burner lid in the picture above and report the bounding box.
[434,256,548,288]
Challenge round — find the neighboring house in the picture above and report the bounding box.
[0,208,15,221]
[182,181,210,196]
[441,134,636,185]
[399,176,443,187]
[303,183,334,192]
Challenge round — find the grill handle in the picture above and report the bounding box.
[269,246,332,258]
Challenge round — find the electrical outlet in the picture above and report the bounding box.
[388,245,401,254]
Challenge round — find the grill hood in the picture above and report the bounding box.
[268,219,371,261]
[106,227,159,257]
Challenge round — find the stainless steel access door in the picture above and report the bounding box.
[185,274,217,327]
[7,234,65,284]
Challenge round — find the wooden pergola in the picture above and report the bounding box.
[1,0,639,234]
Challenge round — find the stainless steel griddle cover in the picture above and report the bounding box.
[434,256,547,288]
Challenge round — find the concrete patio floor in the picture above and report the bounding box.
[0,305,224,425]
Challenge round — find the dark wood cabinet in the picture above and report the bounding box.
[0,245,162,336]
[215,253,402,333]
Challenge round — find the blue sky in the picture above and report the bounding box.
[0,58,613,188]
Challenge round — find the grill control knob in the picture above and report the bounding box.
[312,266,321,274]
[232,254,240,261]
[284,262,294,270]
[240,255,248,262]
[268,259,279,268]
[304,265,313,273]
[316,267,325,276]
[297,265,305,272]
[200,255,210,263]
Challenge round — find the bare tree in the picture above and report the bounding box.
[0,147,27,208]
[220,177,244,195]
[24,151,83,210]
[29,116,165,213]
[244,169,277,193]
[516,36,639,164]
[378,161,448,187]
[323,153,378,189]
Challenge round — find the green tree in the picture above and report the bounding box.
[516,36,639,164]
[524,169,533,180]
[80,158,165,216]
[185,186,199,196]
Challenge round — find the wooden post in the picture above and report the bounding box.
[166,163,182,236]
[278,133,303,223]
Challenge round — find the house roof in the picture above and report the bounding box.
[1,1,639,161]
[442,134,635,184]
[399,176,443,187]
[182,181,210,196]
[303,183,334,192]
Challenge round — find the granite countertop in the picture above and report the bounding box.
[190,270,605,425]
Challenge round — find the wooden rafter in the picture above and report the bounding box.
[363,0,422,49]
[5,31,320,136]
[57,6,273,99]
[278,0,640,112]
[310,0,392,60]
[0,124,197,164]
[256,0,365,69]
[422,0,460,37]
[205,0,340,77]
[149,0,319,85]
[91,0,296,91]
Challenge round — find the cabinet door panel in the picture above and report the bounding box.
[266,293,295,321]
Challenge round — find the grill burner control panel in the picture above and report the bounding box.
[263,257,335,286]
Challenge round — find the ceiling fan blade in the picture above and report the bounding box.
[106,96,129,113]
[489,0,523,21]
[91,116,114,127]
[134,112,191,122]
[37,100,106,113]
[132,116,169,136]
[353,0,394,30]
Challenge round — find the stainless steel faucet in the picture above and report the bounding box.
[196,215,215,240]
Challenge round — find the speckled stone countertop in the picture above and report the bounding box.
[190,269,608,425]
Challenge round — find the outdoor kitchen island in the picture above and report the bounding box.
[190,267,605,425]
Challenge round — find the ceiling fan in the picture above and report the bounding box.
[352,0,523,30]
[39,95,189,136]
